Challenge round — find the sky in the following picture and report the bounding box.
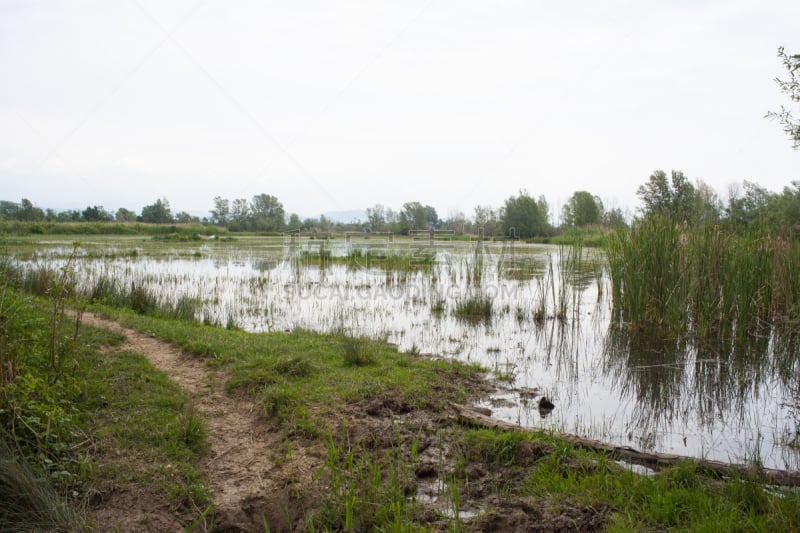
[1,0,799,222]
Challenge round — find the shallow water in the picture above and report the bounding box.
[18,235,800,469]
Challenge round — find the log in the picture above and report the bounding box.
[450,403,800,487]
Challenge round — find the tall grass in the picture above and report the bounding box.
[605,216,800,339]
[88,275,200,321]
[0,433,87,532]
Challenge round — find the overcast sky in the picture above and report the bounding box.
[1,1,799,221]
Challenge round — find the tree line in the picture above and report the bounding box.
[0,189,615,238]
[4,173,800,239]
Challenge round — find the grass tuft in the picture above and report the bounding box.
[453,295,493,322]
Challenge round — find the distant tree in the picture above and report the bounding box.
[399,202,428,232]
[473,205,499,236]
[366,204,386,231]
[174,211,198,223]
[82,205,113,222]
[726,181,771,230]
[0,200,19,220]
[115,207,137,222]
[210,196,230,225]
[501,190,549,238]
[424,205,439,229]
[287,213,302,231]
[57,210,82,222]
[140,198,173,224]
[603,207,627,229]
[445,210,466,234]
[636,170,699,222]
[692,179,723,224]
[17,199,45,222]
[230,198,250,228]
[562,191,603,227]
[250,193,285,232]
[767,47,800,150]
[302,217,318,231]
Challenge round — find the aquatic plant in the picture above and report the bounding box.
[454,295,493,322]
[605,216,800,339]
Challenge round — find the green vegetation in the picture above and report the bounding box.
[0,219,224,237]
[3,240,800,529]
[291,248,437,272]
[500,189,550,238]
[98,309,481,431]
[606,214,800,339]
[453,295,493,322]
[454,428,800,531]
[767,46,800,150]
[0,259,209,530]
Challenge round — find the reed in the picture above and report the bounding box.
[605,216,800,339]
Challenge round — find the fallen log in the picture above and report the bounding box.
[451,403,800,487]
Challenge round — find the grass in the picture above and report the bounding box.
[453,295,493,322]
[5,237,800,530]
[296,248,437,272]
[605,216,800,339]
[95,307,486,436]
[86,303,800,530]
[0,433,87,532]
[0,274,209,528]
[453,428,800,531]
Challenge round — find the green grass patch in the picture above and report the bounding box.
[0,288,209,529]
[453,295,493,322]
[93,307,485,433]
[455,428,800,531]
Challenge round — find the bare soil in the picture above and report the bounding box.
[82,313,607,532]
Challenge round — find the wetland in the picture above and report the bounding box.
[12,233,800,471]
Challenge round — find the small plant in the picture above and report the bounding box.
[453,295,493,322]
[431,298,446,317]
[46,244,82,382]
[180,401,206,453]
[340,335,376,367]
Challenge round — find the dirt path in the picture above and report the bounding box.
[82,313,319,532]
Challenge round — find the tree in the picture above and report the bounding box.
[562,191,603,227]
[115,207,137,222]
[400,202,429,232]
[0,200,19,220]
[210,196,230,225]
[250,193,285,232]
[82,205,113,222]
[445,210,466,234]
[17,199,44,221]
[287,213,303,231]
[767,47,800,150]
[604,208,627,229]
[473,205,499,236]
[501,190,549,238]
[140,198,173,224]
[726,181,770,230]
[174,211,198,223]
[636,170,697,222]
[366,204,386,231]
[57,210,82,222]
[692,179,722,225]
[424,205,439,229]
[230,199,250,228]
